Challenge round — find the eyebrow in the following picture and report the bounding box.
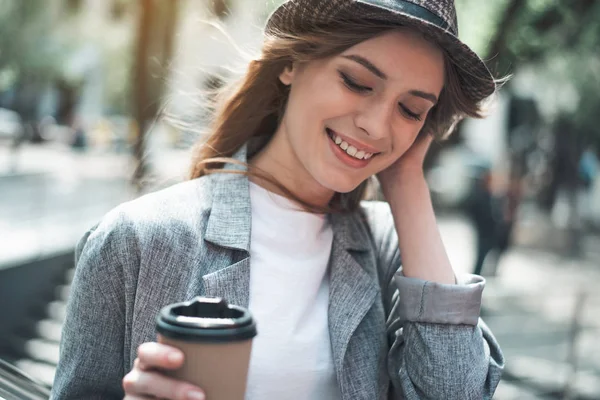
[409,90,438,104]
[341,54,439,104]
[342,54,387,79]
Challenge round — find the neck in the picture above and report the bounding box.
[249,127,334,209]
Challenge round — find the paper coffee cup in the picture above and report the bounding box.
[156,297,257,400]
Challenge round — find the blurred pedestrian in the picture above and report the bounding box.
[5,110,29,174]
[8,123,27,173]
[578,146,598,226]
[490,174,523,275]
[70,116,87,150]
[579,147,598,189]
[51,1,505,399]
[467,167,503,276]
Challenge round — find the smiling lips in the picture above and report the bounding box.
[326,129,379,161]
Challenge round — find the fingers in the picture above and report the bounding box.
[415,130,434,147]
[137,342,184,370]
[122,368,205,400]
[409,131,434,158]
[122,342,205,400]
[133,358,149,372]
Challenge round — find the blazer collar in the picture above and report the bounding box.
[204,144,252,252]
[330,211,371,252]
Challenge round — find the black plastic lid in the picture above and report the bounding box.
[156,297,257,343]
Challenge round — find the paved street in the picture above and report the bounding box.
[2,142,600,398]
[440,214,600,399]
[0,141,188,267]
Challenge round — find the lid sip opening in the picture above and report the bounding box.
[156,297,257,342]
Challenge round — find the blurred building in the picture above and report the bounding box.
[43,0,136,147]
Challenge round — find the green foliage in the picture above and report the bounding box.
[455,0,510,56]
[456,0,600,141]
[0,1,137,115]
[0,0,64,87]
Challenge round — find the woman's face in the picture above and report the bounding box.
[277,28,445,194]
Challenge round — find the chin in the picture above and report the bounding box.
[318,173,364,194]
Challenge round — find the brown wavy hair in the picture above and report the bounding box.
[188,19,497,213]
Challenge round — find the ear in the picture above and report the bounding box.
[279,64,295,86]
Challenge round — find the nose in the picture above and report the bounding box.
[353,97,393,140]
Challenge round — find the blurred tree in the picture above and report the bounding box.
[468,0,600,240]
[492,0,600,208]
[0,1,63,124]
[132,0,180,190]
[485,0,600,139]
[424,0,600,239]
[453,0,600,161]
[455,0,512,57]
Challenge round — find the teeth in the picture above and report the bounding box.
[329,131,375,160]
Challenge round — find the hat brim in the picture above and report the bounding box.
[265,0,496,103]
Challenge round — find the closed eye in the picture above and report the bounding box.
[399,104,422,121]
[339,71,372,93]
[339,70,423,121]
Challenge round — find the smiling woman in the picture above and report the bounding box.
[252,28,446,199]
[51,1,506,400]
[190,21,489,213]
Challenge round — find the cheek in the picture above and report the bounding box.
[290,69,354,122]
[284,76,355,149]
[284,80,325,131]
[392,128,421,155]
[369,128,420,173]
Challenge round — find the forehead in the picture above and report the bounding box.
[340,29,445,91]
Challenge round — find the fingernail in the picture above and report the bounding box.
[168,352,182,363]
[187,390,205,400]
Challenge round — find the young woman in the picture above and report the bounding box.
[51,0,505,399]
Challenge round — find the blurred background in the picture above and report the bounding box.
[0,0,599,399]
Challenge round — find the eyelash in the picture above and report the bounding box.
[338,71,423,122]
[340,71,371,93]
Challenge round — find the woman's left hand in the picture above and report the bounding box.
[377,132,433,197]
[376,131,455,284]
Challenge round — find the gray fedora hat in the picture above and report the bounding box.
[265,0,496,103]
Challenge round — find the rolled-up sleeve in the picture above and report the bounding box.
[390,273,504,400]
[362,201,504,400]
[395,273,484,326]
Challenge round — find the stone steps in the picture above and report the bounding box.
[8,268,73,388]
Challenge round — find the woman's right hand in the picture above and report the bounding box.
[123,342,206,400]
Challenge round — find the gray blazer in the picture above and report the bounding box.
[51,144,504,399]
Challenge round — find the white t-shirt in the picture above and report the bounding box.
[245,182,341,400]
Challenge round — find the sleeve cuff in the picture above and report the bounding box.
[395,272,485,326]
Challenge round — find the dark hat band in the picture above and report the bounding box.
[363,0,453,33]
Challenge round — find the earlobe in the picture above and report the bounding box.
[279,64,294,86]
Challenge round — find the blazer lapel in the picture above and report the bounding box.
[203,257,251,308]
[201,144,253,307]
[329,212,381,398]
